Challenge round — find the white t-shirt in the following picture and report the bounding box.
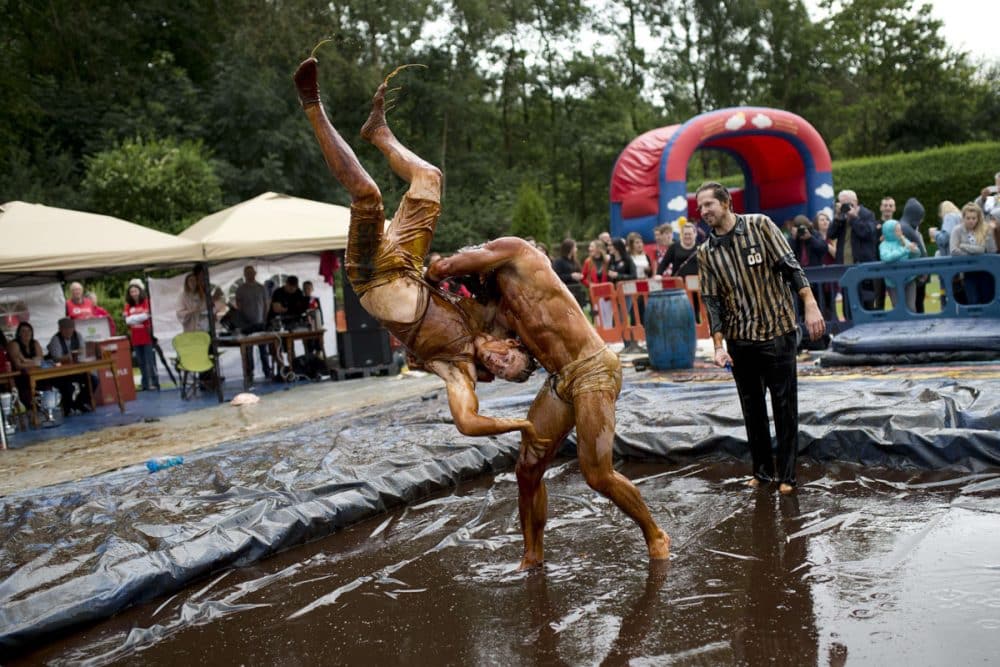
[631,253,651,278]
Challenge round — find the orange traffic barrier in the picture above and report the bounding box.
[682,275,711,339]
[587,282,627,344]
[588,277,711,344]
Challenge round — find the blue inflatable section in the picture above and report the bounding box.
[832,318,1000,354]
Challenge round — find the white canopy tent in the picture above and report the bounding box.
[0,201,204,287]
[179,192,351,261]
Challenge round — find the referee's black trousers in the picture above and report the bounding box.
[728,331,799,486]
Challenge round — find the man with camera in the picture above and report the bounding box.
[828,190,878,314]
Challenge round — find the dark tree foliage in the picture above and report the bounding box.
[1,0,995,251]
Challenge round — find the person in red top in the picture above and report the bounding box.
[86,291,117,336]
[580,239,610,287]
[65,282,97,320]
[124,280,159,391]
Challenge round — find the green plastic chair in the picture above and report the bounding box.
[172,332,214,400]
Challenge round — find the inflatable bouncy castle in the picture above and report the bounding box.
[610,108,834,241]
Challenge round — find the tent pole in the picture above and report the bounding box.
[199,263,225,404]
[144,270,177,386]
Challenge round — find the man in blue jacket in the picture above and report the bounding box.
[829,189,878,313]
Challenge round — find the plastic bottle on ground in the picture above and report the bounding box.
[146,455,184,473]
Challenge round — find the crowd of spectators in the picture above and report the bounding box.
[535,170,999,327]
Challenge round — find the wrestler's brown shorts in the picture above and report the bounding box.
[548,347,622,403]
[347,193,442,296]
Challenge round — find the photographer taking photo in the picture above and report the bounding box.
[791,215,828,267]
[828,190,878,312]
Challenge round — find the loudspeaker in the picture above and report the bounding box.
[337,328,392,368]
[341,269,380,330]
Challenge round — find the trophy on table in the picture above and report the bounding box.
[1,389,18,436]
[35,387,63,428]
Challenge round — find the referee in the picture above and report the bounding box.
[695,182,825,494]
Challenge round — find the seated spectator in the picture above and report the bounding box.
[176,272,208,332]
[951,203,998,304]
[790,215,829,267]
[879,220,921,312]
[47,317,86,364]
[7,322,45,397]
[659,224,700,277]
[65,282,97,320]
[930,201,961,256]
[9,321,88,415]
[269,275,309,329]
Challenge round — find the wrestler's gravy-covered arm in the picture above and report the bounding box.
[426,238,522,282]
[430,360,536,440]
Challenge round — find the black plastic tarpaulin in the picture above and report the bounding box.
[2,372,999,650]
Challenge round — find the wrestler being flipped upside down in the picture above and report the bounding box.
[293,56,541,442]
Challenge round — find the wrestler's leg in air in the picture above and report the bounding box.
[574,391,670,560]
[294,57,384,289]
[516,383,575,570]
[293,58,381,210]
[361,79,442,205]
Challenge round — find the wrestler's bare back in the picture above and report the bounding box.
[491,244,605,373]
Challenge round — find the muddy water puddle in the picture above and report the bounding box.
[11,461,1000,666]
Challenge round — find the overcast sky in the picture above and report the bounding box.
[924,0,1000,63]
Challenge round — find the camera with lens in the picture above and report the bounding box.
[796,224,810,239]
[839,202,852,216]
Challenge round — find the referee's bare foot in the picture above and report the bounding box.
[293,57,321,108]
[360,82,389,142]
[745,477,761,489]
[778,483,796,495]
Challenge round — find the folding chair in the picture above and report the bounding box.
[172,332,214,400]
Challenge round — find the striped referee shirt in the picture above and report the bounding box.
[696,214,807,342]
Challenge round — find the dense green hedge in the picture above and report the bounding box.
[690,141,1000,216]
[832,142,1000,214]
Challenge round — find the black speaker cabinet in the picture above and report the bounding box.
[337,328,392,368]
[341,269,380,330]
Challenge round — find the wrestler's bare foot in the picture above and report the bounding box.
[778,483,796,495]
[293,57,321,108]
[745,477,761,489]
[518,555,544,571]
[648,530,670,560]
[360,82,389,142]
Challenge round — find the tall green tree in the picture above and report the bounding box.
[82,136,222,233]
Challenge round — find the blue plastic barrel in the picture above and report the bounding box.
[644,288,696,370]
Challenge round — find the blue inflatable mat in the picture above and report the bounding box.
[832,317,1000,354]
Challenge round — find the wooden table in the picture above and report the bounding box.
[277,328,325,367]
[216,332,283,391]
[216,329,326,389]
[0,370,18,392]
[25,358,124,427]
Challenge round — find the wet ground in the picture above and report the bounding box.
[10,460,1000,666]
